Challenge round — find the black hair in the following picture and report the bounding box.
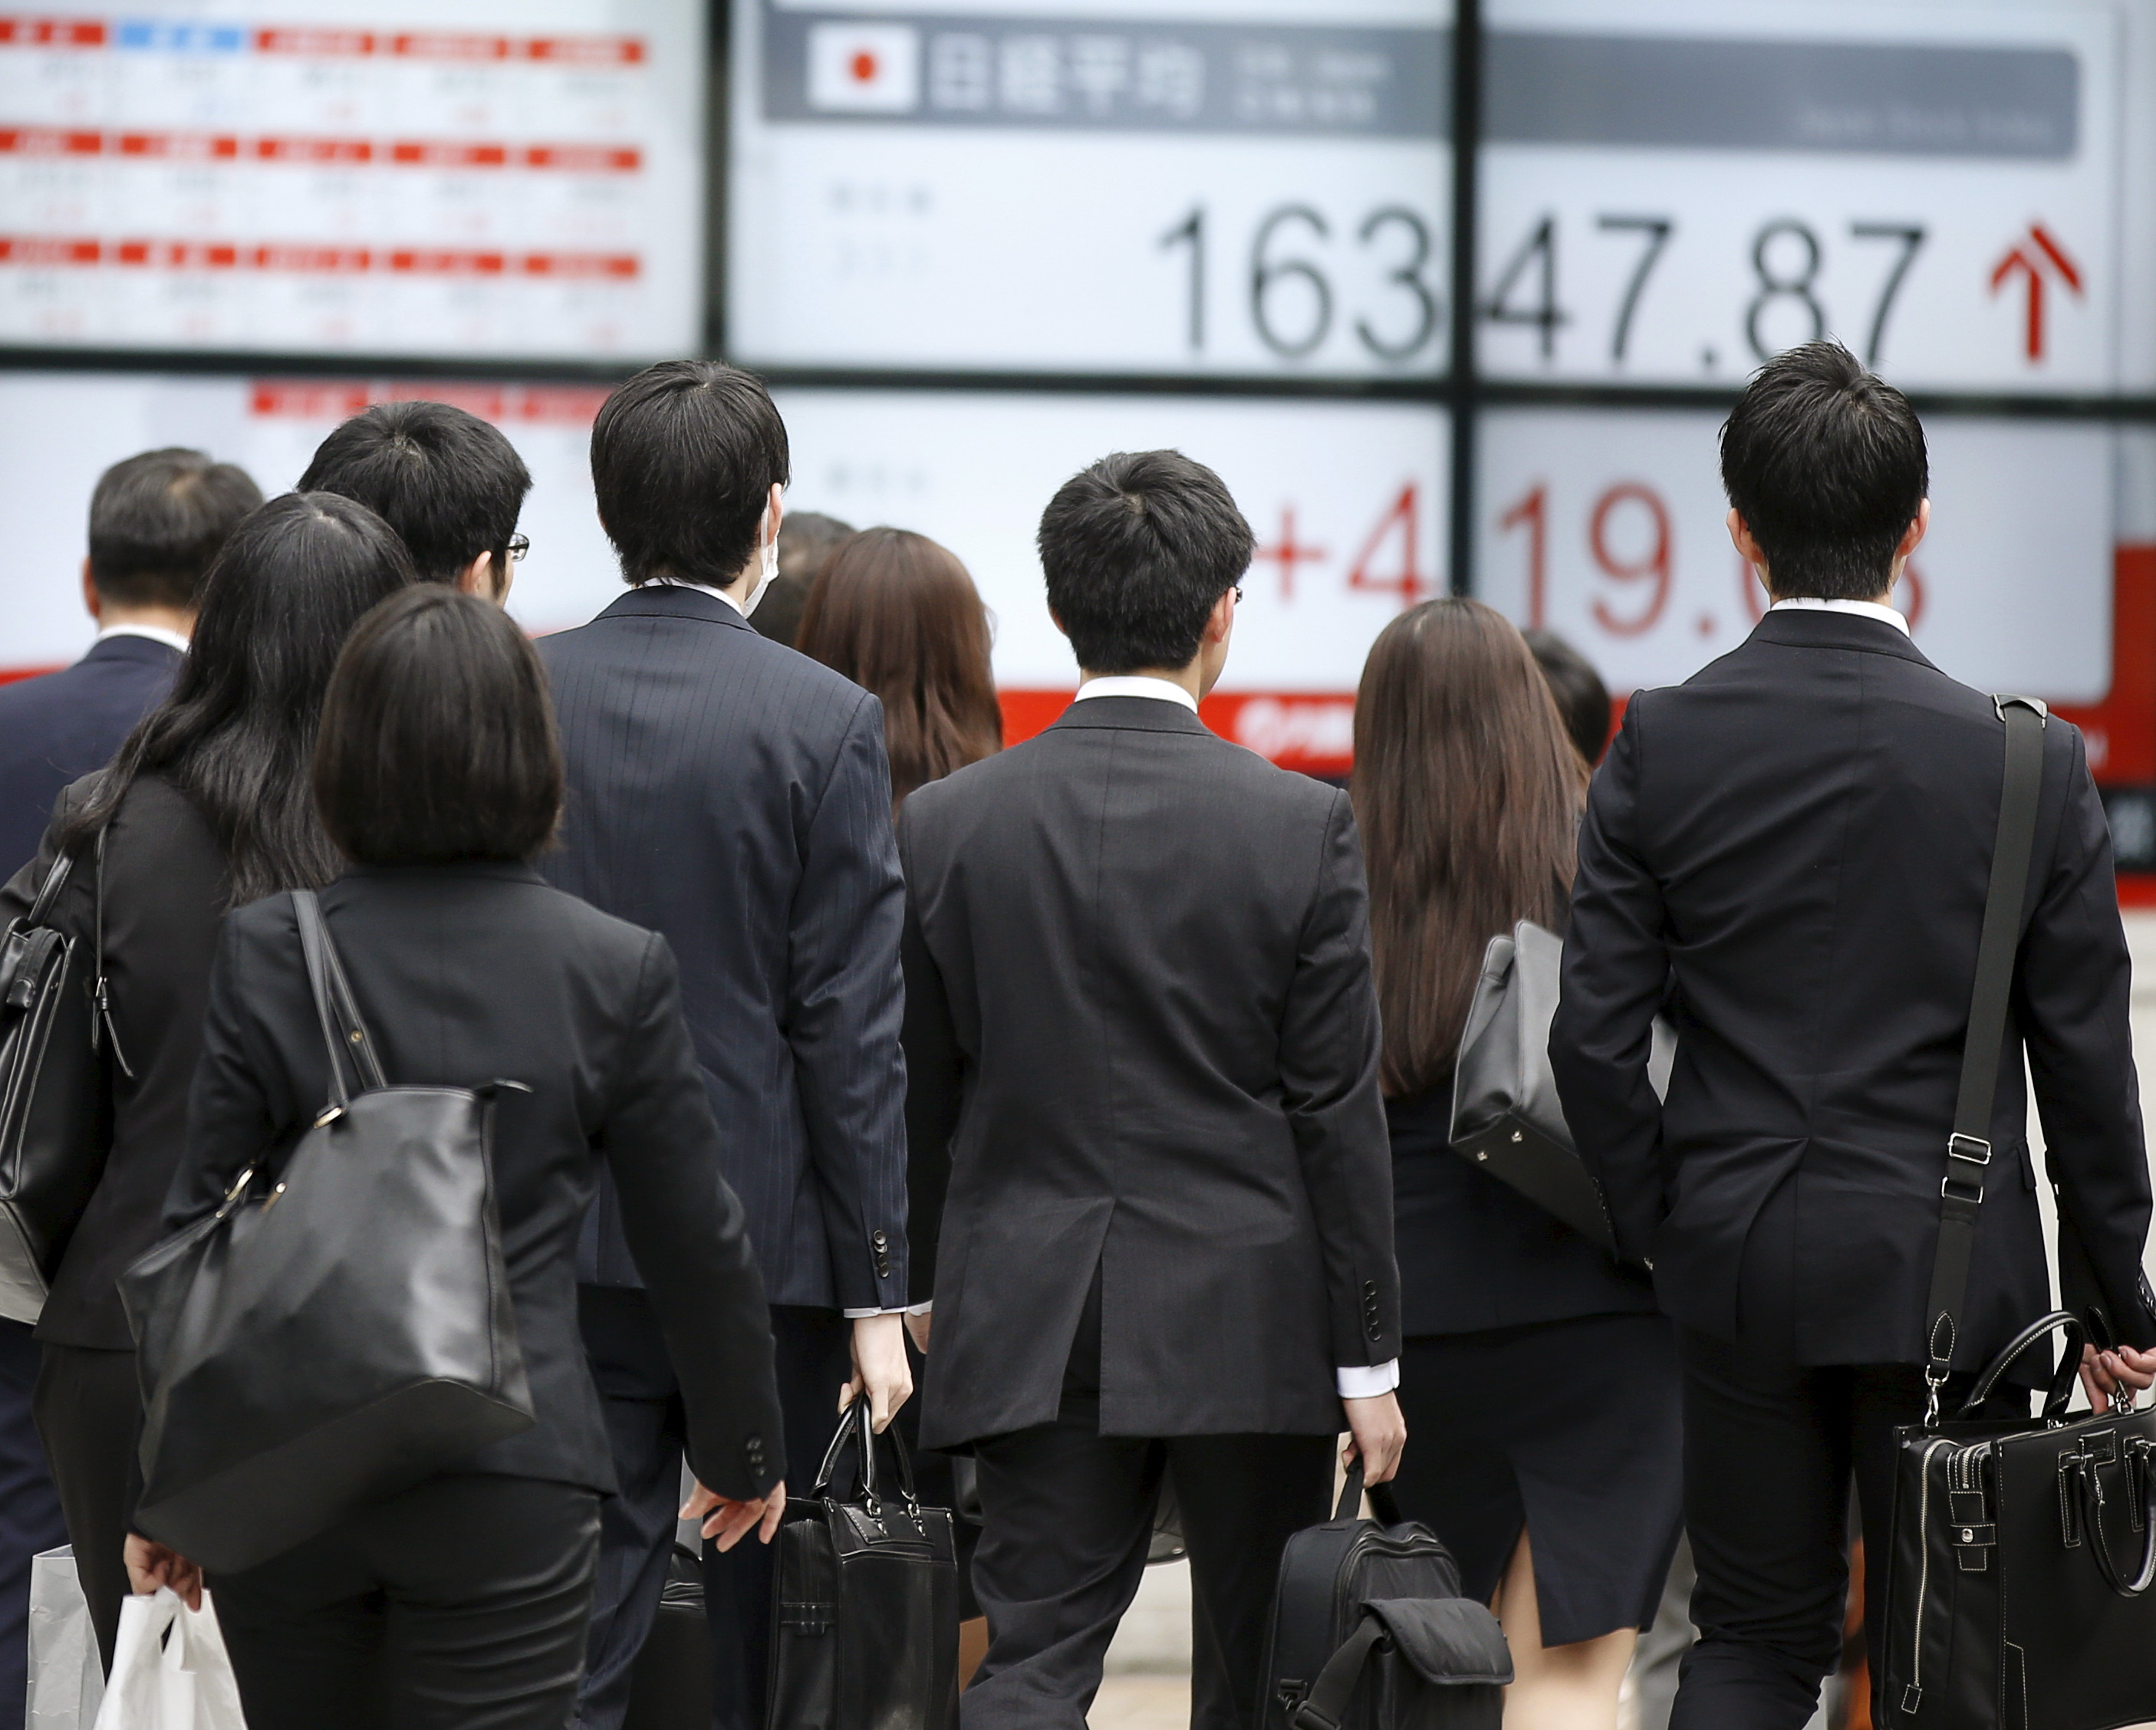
[590,360,790,587]
[297,401,532,588]
[87,447,262,610]
[1038,450,1253,674]
[1523,628,1612,767]
[314,587,561,866]
[58,493,420,901]
[1720,340,1928,602]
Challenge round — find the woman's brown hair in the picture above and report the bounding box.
[1351,598,1589,1099]
[797,527,1003,807]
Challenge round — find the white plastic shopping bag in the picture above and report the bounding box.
[89,1588,246,1730]
[26,1547,104,1730]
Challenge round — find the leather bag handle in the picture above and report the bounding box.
[1922,696,2046,1422]
[292,890,387,1113]
[809,1398,921,1511]
[2068,1436,2156,1597]
[1960,1309,2086,1422]
[21,850,71,928]
[1330,1458,1404,1528]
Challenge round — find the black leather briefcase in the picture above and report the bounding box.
[766,1400,959,1730]
[1259,1462,1511,1730]
[0,834,115,1325]
[120,889,534,1574]
[1882,1312,2156,1730]
[624,1544,711,1730]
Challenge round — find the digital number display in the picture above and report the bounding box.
[0,2,706,360]
[727,1,1451,377]
[1476,406,2117,702]
[1480,1,2130,392]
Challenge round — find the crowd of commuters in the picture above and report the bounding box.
[0,339,2151,1730]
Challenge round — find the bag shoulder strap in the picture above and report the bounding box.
[1291,1611,1389,1730]
[1923,696,2047,1416]
[291,890,387,1110]
[21,850,71,928]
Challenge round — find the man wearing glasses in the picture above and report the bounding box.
[299,400,533,604]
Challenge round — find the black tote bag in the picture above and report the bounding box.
[767,1399,959,1730]
[1878,696,2156,1729]
[0,832,119,1324]
[120,889,533,1575]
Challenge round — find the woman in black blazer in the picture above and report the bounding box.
[0,492,423,1666]
[1352,600,1682,1730]
[131,588,787,1730]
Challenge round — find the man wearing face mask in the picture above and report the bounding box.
[539,362,913,1730]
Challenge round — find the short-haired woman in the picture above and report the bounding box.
[797,526,1003,811]
[0,492,420,1669]
[1353,599,1682,1730]
[132,590,788,1730]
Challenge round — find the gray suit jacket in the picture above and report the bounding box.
[538,584,909,1313]
[901,696,1400,1446]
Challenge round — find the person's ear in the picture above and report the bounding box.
[1726,509,1769,589]
[457,550,494,599]
[1203,587,1236,644]
[81,558,102,623]
[763,483,785,548]
[1897,498,1931,561]
[1048,608,1068,640]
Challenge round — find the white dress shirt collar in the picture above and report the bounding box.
[1072,675,1199,713]
[96,621,190,654]
[1766,597,1911,638]
[647,575,747,617]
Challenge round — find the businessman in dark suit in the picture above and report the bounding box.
[0,446,255,1721]
[901,451,1406,1730]
[1550,342,2156,1728]
[298,398,532,600]
[538,363,912,1730]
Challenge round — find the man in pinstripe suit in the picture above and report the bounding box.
[538,361,913,1730]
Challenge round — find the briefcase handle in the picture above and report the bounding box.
[1958,1308,2087,1422]
[2062,1433,2156,1598]
[1332,1459,1404,1528]
[811,1396,921,1516]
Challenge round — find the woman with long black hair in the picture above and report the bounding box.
[0,492,422,1668]
[1353,598,1683,1730]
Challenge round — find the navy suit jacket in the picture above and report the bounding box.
[0,635,179,877]
[1551,609,2156,1370]
[538,585,909,1312]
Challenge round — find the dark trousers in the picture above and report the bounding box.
[31,1342,139,1672]
[962,1281,1333,1730]
[211,1472,601,1730]
[0,1320,67,1725]
[574,1288,848,1730]
[1670,1330,2012,1729]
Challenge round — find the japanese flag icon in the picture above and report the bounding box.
[807,22,920,113]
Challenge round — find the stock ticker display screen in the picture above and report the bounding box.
[0,2,708,360]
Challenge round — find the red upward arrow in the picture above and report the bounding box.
[1990,222,2084,363]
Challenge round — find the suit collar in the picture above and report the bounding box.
[341,860,548,886]
[595,584,755,632]
[1746,607,1935,668]
[78,633,182,669]
[1047,695,1213,736]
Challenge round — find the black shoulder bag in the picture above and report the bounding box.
[1880,696,2156,1730]
[1259,1462,1511,1730]
[766,1399,959,1730]
[120,889,533,1575]
[0,830,122,1324]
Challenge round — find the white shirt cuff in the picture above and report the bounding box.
[1337,1360,1401,1399]
[840,1307,910,1319]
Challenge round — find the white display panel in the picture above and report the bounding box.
[1480,0,2133,393]
[771,388,1447,691]
[728,0,1451,377]
[0,376,1445,724]
[0,2,706,360]
[1476,406,2115,703]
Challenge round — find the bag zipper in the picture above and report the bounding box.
[1902,1437,1954,1715]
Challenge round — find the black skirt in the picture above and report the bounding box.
[1391,1313,1684,1646]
